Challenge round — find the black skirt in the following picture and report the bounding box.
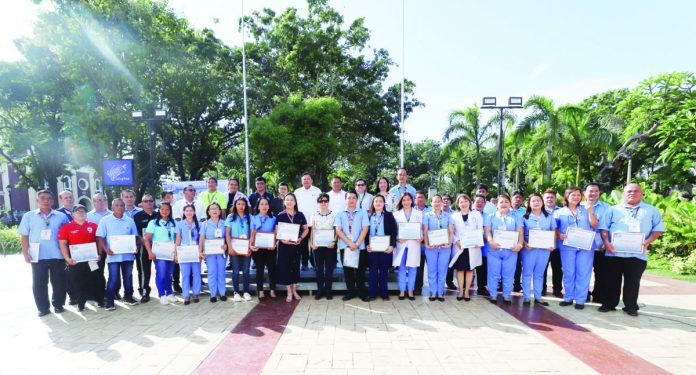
[453,248,471,271]
[276,242,302,285]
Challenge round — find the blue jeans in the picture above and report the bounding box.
[231,255,251,294]
[206,254,227,297]
[398,248,417,292]
[154,259,175,297]
[522,249,551,300]
[425,247,450,296]
[180,262,202,298]
[560,249,594,304]
[368,252,392,296]
[106,261,134,301]
[487,249,518,299]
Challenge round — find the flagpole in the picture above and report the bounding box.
[241,0,251,195]
[399,0,405,168]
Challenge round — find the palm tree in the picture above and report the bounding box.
[443,105,494,184]
[517,95,564,184]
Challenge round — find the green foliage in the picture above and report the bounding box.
[0,226,22,255]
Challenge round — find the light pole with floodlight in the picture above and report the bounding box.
[481,97,523,195]
[132,109,167,193]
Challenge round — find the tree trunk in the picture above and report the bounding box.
[545,143,552,184]
[575,159,581,186]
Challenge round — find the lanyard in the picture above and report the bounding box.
[498,214,509,231]
[372,213,383,236]
[358,194,365,208]
[530,213,541,229]
[259,214,268,229]
[287,212,295,224]
[209,219,223,237]
[569,207,580,227]
[625,206,639,218]
[433,212,444,229]
[39,211,51,228]
[346,210,357,234]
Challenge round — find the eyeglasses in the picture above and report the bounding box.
[318,200,329,203]
[356,184,365,187]
[142,199,154,203]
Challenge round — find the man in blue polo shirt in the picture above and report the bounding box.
[18,190,70,317]
[583,182,611,304]
[96,198,139,310]
[57,190,75,221]
[388,168,416,203]
[334,190,370,302]
[598,183,665,316]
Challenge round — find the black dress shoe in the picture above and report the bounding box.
[68,299,78,306]
[78,304,86,312]
[553,291,563,298]
[622,307,639,316]
[408,296,415,301]
[446,283,457,290]
[140,295,150,303]
[193,297,200,303]
[342,294,355,301]
[503,299,512,305]
[219,295,227,301]
[184,300,191,306]
[559,301,573,307]
[523,299,531,305]
[574,304,585,310]
[381,295,389,301]
[456,296,464,301]
[437,297,445,302]
[173,284,183,294]
[478,289,490,297]
[464,297,471,302]
[38,310,50,317]
[54,307,65,314]
[326,293,333,300]
[314,293,323,301]
[210,297,217,303]
[398,295,406,301]
[361,296,371,302]
[429,296,437,302]
[598,305,615,313]
[536,300,550,306]
[489,298,498,304]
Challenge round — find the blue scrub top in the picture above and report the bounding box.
[555,206,594,251]
[484,211,523,250]
[145,219,176,243]
[599,201,665,261]
[87,209,112,224]
[423,210,452,231]
[176,219,200,245]
[334,209,370,249]
[201,218,226,239]
[226,215,251,238]
[369,213,386,236]
[96,214,138,263]
[522,211,557,249]
[589,201,610,250]
[251,214,277,233]
[388,184,416,201]
[17,209,70,260]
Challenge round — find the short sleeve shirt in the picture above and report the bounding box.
[17,209,70,260]
[95,214,137,263]
[334,209,370,249]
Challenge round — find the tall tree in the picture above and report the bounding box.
[517,95,564,184]
[443,105,493,184]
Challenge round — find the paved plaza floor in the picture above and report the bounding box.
[1,254,695,374]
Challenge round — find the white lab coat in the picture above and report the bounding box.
[450,210,484,269]
[392,209,423,267]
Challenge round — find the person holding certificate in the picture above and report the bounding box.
[175,205,202,305]
[392,192,423,301]
[374,176,397,213]
[450,194,484,301]
[308,193,337,300]
[225,197,253,302]
[365,195,396,300]
[598,183,665,316]
[521,193,557,306]
[143,202,178,305]
[275,193,309,302]
[335,190,371,302]
[422,195,453,302]
[199,203,228,302]
[95,198,139,311]
[250,197,278,300]
[484,194,524,304]
[58,204,99,312]
[555,187,598,310]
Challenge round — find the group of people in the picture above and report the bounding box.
[19,168,664,318]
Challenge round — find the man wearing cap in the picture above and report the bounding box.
[58,204,100,311]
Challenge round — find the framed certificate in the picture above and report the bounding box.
[563,227,595,251]
[313,229,335,247]
[277,222,300,242]
[493,230,520,249]
[69,242,98,263]
[29,243,40,263]
[204,239,225,255]
[369,235,390,252]
[459,229,484,248]
[254,232,276,249]
[109,235,136,254]
[528,229,556,249]
[343,248,360,268]
[177,245,200,263]
[152,241,175,261]
[427,228,449,247]
[398,222,421,240]
[231,238,250,255]
[612,232,645,254]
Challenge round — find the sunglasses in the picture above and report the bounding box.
[318,200,329,203]
[356,184,365,186]
[142,199,154,203]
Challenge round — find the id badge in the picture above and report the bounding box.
[215,228,222,238]
[627,219,641,233]
[40,229,52,241]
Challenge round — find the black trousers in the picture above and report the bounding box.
[300,228,315,268]
[603,256,646,311]
[253,249,277,291]
[313,247,337,295]
[476,256,488,293]
[173,263,181,286]
[415,246,426,293]
[135,246,152,296]
[88,256,106,302]
[543,248,563,294]
[31,259,66,313]
[66,262,90,308]
[591,251,607,303]
[514,253,523,290]
[341,249,368,297]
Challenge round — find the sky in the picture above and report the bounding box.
[2,0,695,142]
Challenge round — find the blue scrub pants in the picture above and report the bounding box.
[206,254,227,297]
[560,249,594,304]
[398,248,417,292]
[425,247,450,296]
[180,262,202,298]
[154,259,175,297]
[231,255,251,294]
[522,249,551,300]
[487,249,518,299]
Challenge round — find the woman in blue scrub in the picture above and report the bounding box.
[484,195,524,304]
[555,186,598,309]
[392,192,423,301]
[174,205,201,305]
[250,197,278,300]
[365,194,396,300]
[226,197,253,302]
[423,195,453,302]
[199,203,227,302]
[143,202,178,305]
[521,193,557,306]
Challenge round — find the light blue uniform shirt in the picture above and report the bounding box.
[124,207,142,219]
[369,213,386,236]
[87,209,111,224]
[176,219,200,246]
[96,214,138,263]
[522,211,557,248]
[599,201,665,261]
[415,205,432,214]
[334,209,370,249]
[424,210,452,231]
[555,205,594,251]
[201,218,226,239]
[251,214,277,233]
[17,209,69,260]
[388,184,416,201]
[480,211,491,257]
[145,219,176,243]
[226,215,251,238]
[588,201,610,250]
[511,206,526,217]
[484,211,524,250]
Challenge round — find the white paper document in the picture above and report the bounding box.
[313,229,335,247]
[177,245,200,263]
[398,222,421,240]
[493,230,519,250]
[458,229,484,248]
[277,222,300,242]
[528,229,556,249]
[369,235,390,252]
[254,232,276,249]
[427,228,449,247]
[343,248,360,268]
[69,242,99,263]
[152,241,175,261]
[563,227,596,251]
[612,232,645,254]
[29,243,40,263]
[109,235,136,254]
[231,238,250,255]
[204,239,225,255]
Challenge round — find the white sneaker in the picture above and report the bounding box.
[233,293,242,302]
[243,292,252,301]
[159,296,169,305]
[167,294,178,303]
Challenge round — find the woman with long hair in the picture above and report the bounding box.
[275,193,309,302]
[143,202,178,305]
[392,192,423,300]
[199,203,228,302]
[450,194,484,301]
[521,193,557,306]
[226,197,253,302]
[174,205,201,305]
[250,197,278,300]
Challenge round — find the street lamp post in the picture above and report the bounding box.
[132,110,167,193]
[481,97,523,195]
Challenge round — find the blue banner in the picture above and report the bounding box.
[103,160,134,186]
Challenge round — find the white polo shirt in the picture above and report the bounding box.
[294,186,322,217]
[172,198,206,220]
[327,189,347,214]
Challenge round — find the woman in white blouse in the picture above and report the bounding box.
[309,193,338,300]
[450,194,484,301]
[392,192,423,300]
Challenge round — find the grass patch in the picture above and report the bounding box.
[646,256,696,283]
[0,226,22,255]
